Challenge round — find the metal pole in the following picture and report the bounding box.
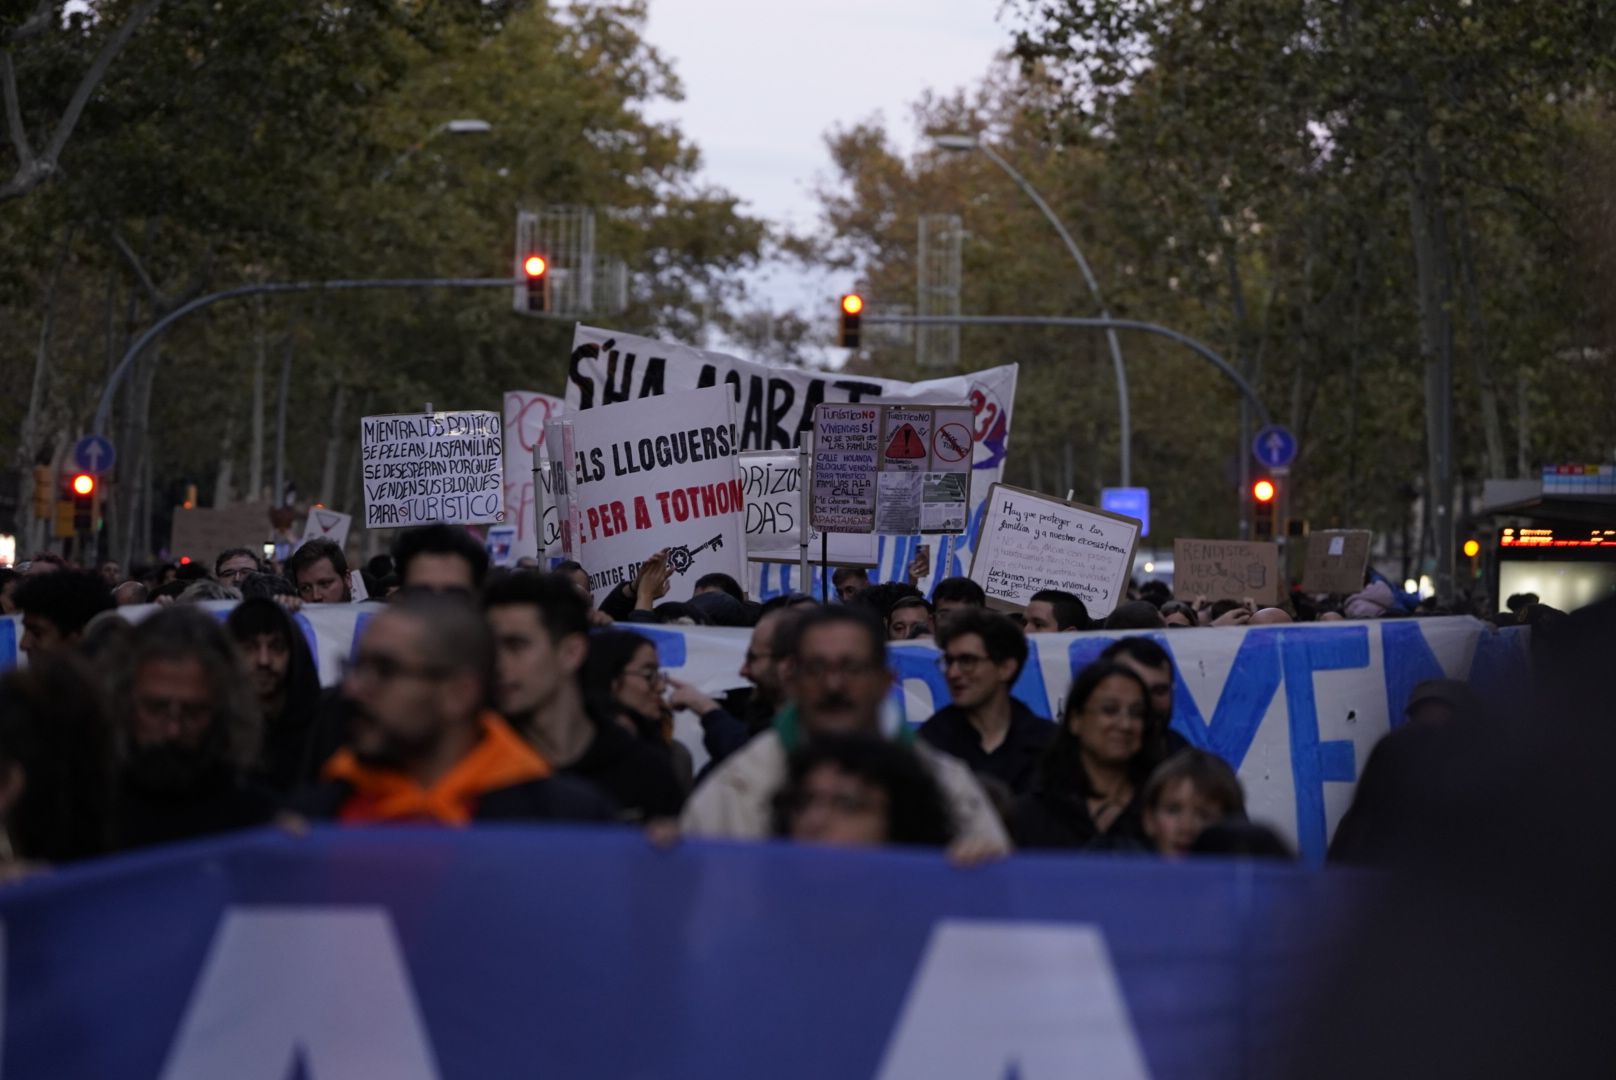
[531,441,546,567]
[798,430,812,595]
[863,313,1272,429]
[92,277,525,438]
[273,334,292,507]
[975,143,1131,487]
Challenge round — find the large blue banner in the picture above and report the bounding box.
[0,828,1361,1080]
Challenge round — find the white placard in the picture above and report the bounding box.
[564,386,745,604]
[740,450,877,565]
[969,483,1140,618]
[360,410,504,528]
[300,508,352,550]
[810,405,882,532]
[501,390,566,566]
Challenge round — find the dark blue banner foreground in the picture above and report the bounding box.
[0,827,1362,1079]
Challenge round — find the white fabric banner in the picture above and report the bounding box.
[501,390,566,566]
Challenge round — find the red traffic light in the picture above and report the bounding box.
[71,473,95,497]
[840,293,864,316]
[1252,479,1276,503]
[523,254,547,278]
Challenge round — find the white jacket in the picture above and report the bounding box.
[679,730,1013,853]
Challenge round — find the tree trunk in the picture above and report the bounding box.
[1456,195,1506,479]
[1407,126,1456,600]
[249,296,265,500]
[15,223,74,553]
[319,382,348,506]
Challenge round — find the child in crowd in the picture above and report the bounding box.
[1140,749,1246,857]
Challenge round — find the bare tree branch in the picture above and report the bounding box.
[109,226,166,307]
[0,0,164,205]
[1,49,35,169]
[4,1,56,46]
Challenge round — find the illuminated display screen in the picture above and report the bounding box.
[1500,527,1616,548]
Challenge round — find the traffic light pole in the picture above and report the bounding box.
[860,313,1273,428]
[91,277,525,438]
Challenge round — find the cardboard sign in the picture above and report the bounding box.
[811,403,974,536]
[501,391,566,566]
[740,451,877,566]
[360,411,504,528]
[300,507,352,551]
[1302,529,1373,594]
[968,484,1140,618]
[560,386,745,604]
[1172,538,1281,606]
[170,502,274,563]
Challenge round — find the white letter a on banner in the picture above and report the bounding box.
[159,907,439,1080]
[875,919,1152,1080]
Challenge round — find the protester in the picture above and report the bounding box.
[885,595,933,641]
[98,560,123,587]
[1010,660,1159,850]
[1159,600,1198,628]
[918,608,1052,795]
[0,567,17,615]
[285,537,352,603]
[485,572,684,821]
[239,571,297,601]
[1249,606,1293,625]
[0,653,116,867]
[931,577,986,624]
[178,580,242,604]
[290,592,615,825]
[114,607,276,849]
[393,523,489,593]
[225,598,322,795]
[1343,580,1396,618]
[581,629,694,790]
[554,560,592,600]
[1097,636,1185,757]
[215,547,264,588]
[693,572,746,604]
[1024,589,1090,633]
[1104,600,1167,630]
[832,566,871,604]
[772,735,955,848]
[13,569,114,657]
[1139,749,1246,857]
[717,606,801,760]
[1191,821,1293,859]
[112,580,149,606]
[681,607,1011,857]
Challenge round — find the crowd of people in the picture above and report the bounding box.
[0,522,1555,878]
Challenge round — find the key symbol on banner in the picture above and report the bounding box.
[885,424,926,460]
[666,533,724,575]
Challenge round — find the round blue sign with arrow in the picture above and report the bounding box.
[72,434,117,475]
[1251,425,1297,470]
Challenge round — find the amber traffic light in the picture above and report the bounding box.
[838,293,863,347]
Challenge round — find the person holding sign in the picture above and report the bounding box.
[918,609,1053,796]
[1009,661,1161,851]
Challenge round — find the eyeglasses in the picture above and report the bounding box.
[936,652,989,674]
[624,665,667,686]
[134,696,214,731]
[796,658,886,680]
[341,653,450,685]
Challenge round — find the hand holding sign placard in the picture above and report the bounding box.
[968,484,1140,618]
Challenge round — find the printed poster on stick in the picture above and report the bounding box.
[968,484,1140,618]
[361,410,504,529]
[563,386,746,605]
[813,403,974,536]
[1173,538,1281,606]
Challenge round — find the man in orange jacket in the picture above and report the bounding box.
[289,592,615,825]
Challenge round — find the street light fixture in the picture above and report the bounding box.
[377,118,494,181]
[933,132,1132,487]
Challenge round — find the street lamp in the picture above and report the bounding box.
[933,132,1132,488]
[376,118,494,181]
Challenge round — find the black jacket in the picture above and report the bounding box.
[117,768,278,850]
[1009,787,1149,852]
[917,698,1054,795]
[567,713,687,821]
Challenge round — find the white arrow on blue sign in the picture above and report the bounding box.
[72,434,116,475]
[1251,425,1297,470]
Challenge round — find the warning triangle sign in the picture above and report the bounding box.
[316,510,342,532]
[885,423,927,460]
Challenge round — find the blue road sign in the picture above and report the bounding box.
[1101,486,1150,537]
[1252,425,1297,470]
[72,434,116,475]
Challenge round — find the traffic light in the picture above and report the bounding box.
[70,473,95,532]
[838,293,863,348]
[522,253,550,314]
[1460,536,1481,577]
[1251,477,1277,541]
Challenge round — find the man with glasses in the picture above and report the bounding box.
[115,607,276,849]
[680,607,1011,857]
[215,547,264,589]
[290,592,614,826]
[918,608,1052,796]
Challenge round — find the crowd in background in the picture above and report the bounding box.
[0,524,1569,877]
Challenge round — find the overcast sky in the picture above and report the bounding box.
[642,0,1012,317]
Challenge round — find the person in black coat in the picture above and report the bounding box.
[226,598,323,797]
[1010,660,1161,851]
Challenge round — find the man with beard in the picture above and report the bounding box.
[290,593,615,825]
[226,598,322,796]
[115,608,277,850]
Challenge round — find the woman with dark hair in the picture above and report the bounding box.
[581,630,693,790]
[0,653,117,869]
[772,735,956,848]
[1010,660,1160,850]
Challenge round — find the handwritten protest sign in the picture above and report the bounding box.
[812,403,974,536]
[170,502,274,563]
[1173,538,1281,606]
[361,410,503,528]
[563,386,745,604]
[300,507,352,551]
[501,391,566,566]
[740,451,877,565]
[810,405,881,532]
[969,484,1140,618]
[1302,529,1373,594]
